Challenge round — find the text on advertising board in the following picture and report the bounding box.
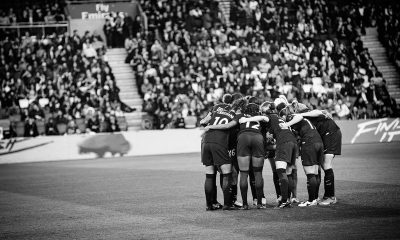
[351,118,400,143]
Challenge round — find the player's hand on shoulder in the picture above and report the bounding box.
[239,117,247,124]
[204,126,210,131]
[279,122,288,129]
[321,110,333,119]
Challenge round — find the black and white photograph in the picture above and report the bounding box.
[0,0,400,239]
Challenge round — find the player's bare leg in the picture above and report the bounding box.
[219,164,235,210]
[204,165,217,211]
[299,165,319,207]
[320,154,337,205]
[231,166,242,207]
[238,156,251,209]
[290,160,299,203]
[286,164,295,203]
[275,161,291,209]
[269,158,281,202]
[252,156,265,209]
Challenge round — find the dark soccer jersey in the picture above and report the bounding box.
[307,116,340,136]
[267,113,297,145]
[211,103,230,113]
[290,116,323,145]
[234,113,264,135]
[203,109,236,146]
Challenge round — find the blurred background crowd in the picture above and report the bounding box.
[0,0,399,136]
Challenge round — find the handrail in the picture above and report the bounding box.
[0,21,69,28]
[0,22,68,29]
[66,0,132,4]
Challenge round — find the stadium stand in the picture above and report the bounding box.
[124,0,399,129]
[0,0,399,136]
[0,1,136,138]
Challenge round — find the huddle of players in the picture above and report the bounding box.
[201,93,342,210]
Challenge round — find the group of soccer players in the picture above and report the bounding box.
[200,93,342,210]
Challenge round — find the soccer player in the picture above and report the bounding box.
[298,108,342,205]
[235,102,268,209]
[240,99,298,209]
[279,104,324,207]
[200,94,233,210]
[229,93,245,208]
[202,94,242,210]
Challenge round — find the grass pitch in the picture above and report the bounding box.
[1,142,400,239]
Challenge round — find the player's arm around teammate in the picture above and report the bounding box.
[235,112,269,209]
[281,114,321,206]
[298,110,342,205]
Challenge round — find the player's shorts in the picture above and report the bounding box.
[228,147,239,171]
[322,129,342,155]
[275,141,298,165]
[201,142,231,166]
[237,132,264,158]
[300,142,324,166]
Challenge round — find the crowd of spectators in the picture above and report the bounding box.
[377,2,400,71]
[0,0,66,25]
[0,28,134,138]
[104,12,142,48]
[125,0,398,129]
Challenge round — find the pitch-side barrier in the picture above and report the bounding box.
[0,118,399,164]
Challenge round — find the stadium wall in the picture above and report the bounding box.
[0,118,399,164]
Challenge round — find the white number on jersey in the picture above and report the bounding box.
[245,121,260,129]
[213,117,229,125]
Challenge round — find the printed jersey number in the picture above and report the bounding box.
[213,117,229,125]
[245,121,260,129]
[303,118,315,129]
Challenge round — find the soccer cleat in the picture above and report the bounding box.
[257,204,267,209]
[206,205,219,211]
[233,200,243,208]
[274,201,292,209]
[212,202,223,210]
[222,205,238,211]
[298,200,318,207]
[291,198,300,204]
[240,204,250,210]
[319,197,337,206]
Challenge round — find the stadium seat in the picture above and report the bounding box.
[0,119,11,136]
[100,121,110,132]
[36,119,46,136]
[44,112,53,122]
[75,118,86,133]
[117,116,128,131]
[15,121,25,137]
[9,114,21,122]
[0,108,9,119]
[56,123,67,135]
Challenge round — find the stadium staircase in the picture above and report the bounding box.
[217,0,232,25]
[105,48,143,131]
[362,28,400,104]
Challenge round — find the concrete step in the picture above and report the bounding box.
[119,87,140,92]
[119,92,141,98]
[370,52,388,57]
[124,98,143,106]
